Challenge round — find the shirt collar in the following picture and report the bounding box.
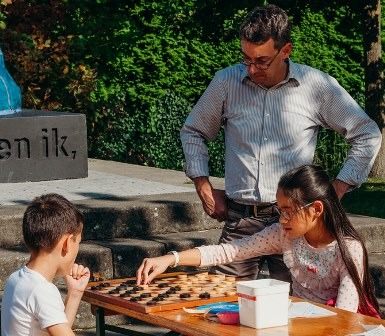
[286,59,302,84]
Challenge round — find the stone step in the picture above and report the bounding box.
[2,234,384,289]
[350,214,385,254]
[76,229,221,280]
[369,252,385,298]
[80,193,222,240]
[0,229,223,290]
[0,193,222,248]
[1,203,385,250]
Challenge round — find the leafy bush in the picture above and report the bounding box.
[145,92,191,170]
[314,129,350,178]
[142,91,226,176]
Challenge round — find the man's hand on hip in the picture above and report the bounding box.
[193,176,227,222]
[332,179,351,200]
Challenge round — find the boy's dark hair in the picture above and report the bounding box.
[23,193,83,252]
[239,4,291,50]
[278,164,380,318]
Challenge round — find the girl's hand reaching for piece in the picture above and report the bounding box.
[136,255,174,285]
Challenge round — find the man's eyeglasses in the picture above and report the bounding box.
[240,48,281,70]
[275,202,314,221]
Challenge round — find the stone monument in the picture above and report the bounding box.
[0,48,87,183]
[0,109,88,182]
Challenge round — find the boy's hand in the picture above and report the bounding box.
[65,263,90,293]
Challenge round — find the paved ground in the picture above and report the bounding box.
[0,158,225,206]
[0,159,190,206]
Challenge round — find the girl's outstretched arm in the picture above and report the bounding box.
[136,249,202,284]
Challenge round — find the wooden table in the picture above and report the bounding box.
[82,294,385,336]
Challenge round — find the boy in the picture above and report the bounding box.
[1,193,90,336]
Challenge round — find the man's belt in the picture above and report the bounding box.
[227,198,278,218]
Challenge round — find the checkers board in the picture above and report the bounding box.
[83,272,238,313]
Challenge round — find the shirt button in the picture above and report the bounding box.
[264,138,268,141]
[261,162,264,165]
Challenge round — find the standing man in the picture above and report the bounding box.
[180,4,382,281]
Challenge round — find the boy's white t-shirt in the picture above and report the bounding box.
[1,265,68,336]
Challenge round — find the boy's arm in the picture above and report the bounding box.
[64,264,91,327]
[46,323,76,336]
[46,264,90,336]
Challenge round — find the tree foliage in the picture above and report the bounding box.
[0,0,378,178]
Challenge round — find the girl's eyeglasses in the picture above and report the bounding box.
[275,202,314,221]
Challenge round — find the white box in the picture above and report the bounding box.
[237,279,290,329]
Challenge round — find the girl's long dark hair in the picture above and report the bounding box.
[278,164,380,317]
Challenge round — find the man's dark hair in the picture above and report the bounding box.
[23,193,83,252]
[239,4,291,49]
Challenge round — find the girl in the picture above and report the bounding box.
[136,165,380,317]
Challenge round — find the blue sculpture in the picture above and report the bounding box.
[0,47,21,115]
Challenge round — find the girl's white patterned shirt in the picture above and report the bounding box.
[197,222,363,312]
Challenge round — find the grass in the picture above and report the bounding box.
[341,177,385,219]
